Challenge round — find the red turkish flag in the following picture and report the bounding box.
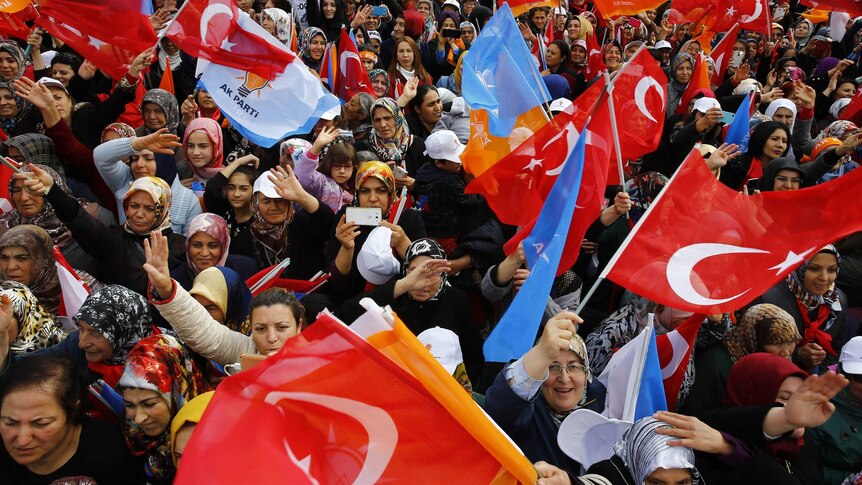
[585,30,605,80]
[335,29,375,102]
[602,148,862,313]
[165,0,293,81]
[610,47,666,164]
[176,313,529,484]
[675,53,713,115]
[0,4,35,40]
[671,0,771,35]
[656,314,703,410]
[802,0,862,15]
[840,89,862,124]
[36,0,157,80]
[710,24,739,86]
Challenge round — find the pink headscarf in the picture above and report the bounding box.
[185,213,231,274]
[183,117,224,181]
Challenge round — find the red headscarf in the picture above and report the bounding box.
[182,117,224,181]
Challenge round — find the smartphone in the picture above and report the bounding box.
[346,207,382,226]
[371,5,387,16]
[719,111,735,125]
[746,178,760,193]
[627,18,642,29]
[392,165,408,178]
[442,28,461,39]
[773,6,786,18]
[729,50,745,68]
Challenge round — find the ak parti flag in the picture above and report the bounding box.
[0,0,31,14]
[37,0,157,80]
[460,105,548,177]
[656,314,703,410]
[177,311,536,484]
[165,0,292,80]
[710,24,739,86]
[675,53,712,115]
[600,148,862,314]
[498,0,556,17]
[592,0,666,18]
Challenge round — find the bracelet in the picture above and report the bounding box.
[118,73,139,89]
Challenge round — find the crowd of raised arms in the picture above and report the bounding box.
[0,0,861,483]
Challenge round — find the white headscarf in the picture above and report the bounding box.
[614,417,701,485]
[764,98,798,131]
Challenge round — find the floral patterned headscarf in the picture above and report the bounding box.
[367,97,411,164]
[101,122,136,142]
[122,176,173,235]
[262,8,292,44]
[74,284,153,364]
[355,161,396,215]
[140,88,180,134]
[0,225,60,316]
[1,281,63,354]
[725,303,801,362]
[299,27,326,66]
[185,213,231,274]
[0,80,30,134]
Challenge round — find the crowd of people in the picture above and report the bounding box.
[0,0,860,483]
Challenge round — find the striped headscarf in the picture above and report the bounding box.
[122,176,173,235]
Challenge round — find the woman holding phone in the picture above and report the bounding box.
[428,12,465,79]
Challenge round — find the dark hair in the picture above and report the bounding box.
[250,288,306,327]
[409,84,439,111]
[748,121,791,159]
[228,164,258,185]
[549,40,570,72]
[266,0,292,12]
[317,143,356,190]
[388,37,432,82]
[51,52,82,73]
[0,354,86,425]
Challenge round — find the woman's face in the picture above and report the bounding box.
[396,41,414,69]
[309,35,327,62]
[123,388,171,437]
[418,89,442,125]
[358,177,391,211]
[546,44,562,69]
[173,423,195,465]
[0,51,19,81]
[372,74,388,98]
[186,131,215,168]
[355,30,365,46]
[196,90,217,110]
[567,18,580,40]
[441,17,456,31]
[761,128,788,161]
[130,150,157,179]
[250,304,300,356]
[262,14,276,36]
[794,22,810,39]
[803,253,839,296]
[193,294,226,325]
[393,18,405,39]
[226,172,253,210]
[47,88,73,123]
[763,341,796,359]
[772,168,802,191]
[836,82,857,100]
[76,321,114,363]
[686,41,701,56]
[258,194,290,225]
[404,255,442,302]
[372,106,396,139]
[0,386,74,468]
[417,1,431,20]
[645,468,693,485]
[539,350,587,412]
[142,102,168,132]
[362,56,376,72]
[461,26,475,45]
[776,375,803,404]
[345,93,366,121]
[604,46,622,70]
[322,0,337,19]
[50,63,75,87]
[236,0,253,12]
[772,107,794,127]
[189,231,223,272]
[10,178,45,218]
[125,191,159,234]
[674,60,693,84]
[570,45,586,64]
[0,88,16,118]
[0,246,33,285]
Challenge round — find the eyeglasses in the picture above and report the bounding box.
[774,175,802,185]
[331,164,353,172]
[548,363,587,377]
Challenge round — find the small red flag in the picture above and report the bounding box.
[800,0,862,16]
[585,30,606,79]
[158,57,175,95]
[840,89,862,124]
[0,4,35,40]
[675,53,713,115]
[334,28,375,102]
[710,24,739,86]
[656,314,704,410]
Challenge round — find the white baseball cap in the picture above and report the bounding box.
[692,97,722,113]
[655,40,672,50]
[319,103,341,121]
[550,97,573,114]
[840,336,862,375]
[553,6,567,16]
[37,76,69,94]
[252,172,280,199]
[442,0,460,9]
[557,409,632,470]
[417,327,463,374]
[423,130,465,164]
[357,226,400,285]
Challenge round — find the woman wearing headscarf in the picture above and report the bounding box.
[0,42,27,82]
[483,311,602,474]
[0,80,30,136]
[667,53,695,117]
[305,0,347,44]
[0,225,63,316]
[749,246,849,372]
[137,88,192,180]
[340,238,483,378]
[94,128,203,235]
[118,333,211,484]
[342,92,375,142]
[170,391,215,467]
[298,27,328,73]
[0,280,63,355]
[170,212,257,290]
[428,11,465,79]
[685,304,802,414]
[435,54,465,96]
[182,117,225,184]
[261,8,293,44]
[369,68,390,99]
[188,266,252,333]
[356,97,429,176]
[142,37,199,106]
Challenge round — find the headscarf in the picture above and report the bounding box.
[830,98,851,120]
[185,213,231,274]
[140,89,180,135]
[765,98,797,131]
[182,117,224,181]
[468,6,492,33]
[543,74,570,99]
[355,161,396,215]
[0,225,60,315]
[250,172,293,266]
[0,42,25,81]
[369,68,390,97]
[816,120,858,143]
[814,57,841,77]
[576,15,594,40]
[157,41,181,72]
[614,417,701,485]
[671,53,695,85]
[725,353,808,460]
[4,134,66,178]
[788,245,841,310]
[795,19,815,47]
[117,333,211,483]
[189,266,252,334]
[1,281,63,354]
[367,97,411,163]
[122,176,173,235]
[0,80,29,134]
[725,304,801,362]
[170,391,214,464]
[74,284,153,365]
[298,27,327,67]
[101,122,136,142]
[262,8,292,44]
[401,238,448,300]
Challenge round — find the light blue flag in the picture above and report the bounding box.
[724,91,753,153]
[461,3,551,137]
[634,328,668,421]
[483,123,587,362]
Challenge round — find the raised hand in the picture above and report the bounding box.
[14,164,53,195]
[78,59,98,80]
[335,214,360,250]
[311,125,340,154]
[13,77,53,112]
[128,48,155,78]
[180,95,198,125]
[143,230,174,298]
[131,128,181,155]
[268,165,309,202]
[783,371,848,428]
[654,411,734,455]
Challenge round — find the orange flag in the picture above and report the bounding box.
[461,106,548,177]
[675,53,713,115]
[592,0,666,18]
[159,56,175,95]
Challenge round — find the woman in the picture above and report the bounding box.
[0,42,26,82]
[686,304,802,414]
[765,98,798,132]
[0,280,63,355]
[261,7,292,44]
[0,225,63,316]
[0,354,142,484]
[342,91,375,142]
[0,80,29,136]
[720,121,790,190]
[298,27,328,73]
[484,312,602,474]
[435,54,464,96]
[145,230,303,366]
[296,125,356,212]
[182,117,224,184]
[188,266,252,333]
[170,391,214,467]
[249,167,335,274]
[306,0,347,44]
[386,37,433,99]
[118,333,211,483]
[794,19,814,49]
[565,17,582,45]
[544,40,572,76]
[405,84,442,139]
[667,53,695,117]
[369,68,390,99]
[568,39,587,76]
[202,156,258,259]
[602,41,623,75]
[358,97,428,176]
[170,212,257,290]
[326,162,426,299]
[142,38,199,106]
[750,246,848,372]
[429,12,465,79]
[138,89,181,138]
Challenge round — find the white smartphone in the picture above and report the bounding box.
[729,50,745,68]
[392,166,408,178]
[346,207,382,226]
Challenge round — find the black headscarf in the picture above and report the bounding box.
[74,285,153,364]
[402,238,448,300]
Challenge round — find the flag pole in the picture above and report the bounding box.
[604,70,627,189]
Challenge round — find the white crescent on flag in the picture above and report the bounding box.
[666,243,770,306]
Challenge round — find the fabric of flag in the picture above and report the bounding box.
[159,57,175,95]
[165,0,293,80]
[635,326,668,420]
[176,312,535,484]
[0,157,15,214]
[37,0,158,80]
[597,324,667,421]
[670,0,771,35]
[592,0,666,18]
[198,10,340,147]
[0,6,32,40]
[332,29,375,102]
[840,89,862,124]
[675,53,712,115]
[0,0,31,14]
[656,315,704,410]
[609,48,667,164]
[318,41,337,92]
[600,148,862,313]
[584,30,606,80]
[483,125,588,362]
[800,0,862,16]
[460,106,548,177]
[724,91,753,152]
[498,0,556,17]
[461,3,550,137]
[710,24,739,85]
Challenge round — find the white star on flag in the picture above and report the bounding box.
[88,36,107,49]
[221,38,237,51]
[726,6,736,16]
[768,248,816,275]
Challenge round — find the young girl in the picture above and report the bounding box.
[202,155,259,259]
[296,125,356,212]
[183,117,224,185]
